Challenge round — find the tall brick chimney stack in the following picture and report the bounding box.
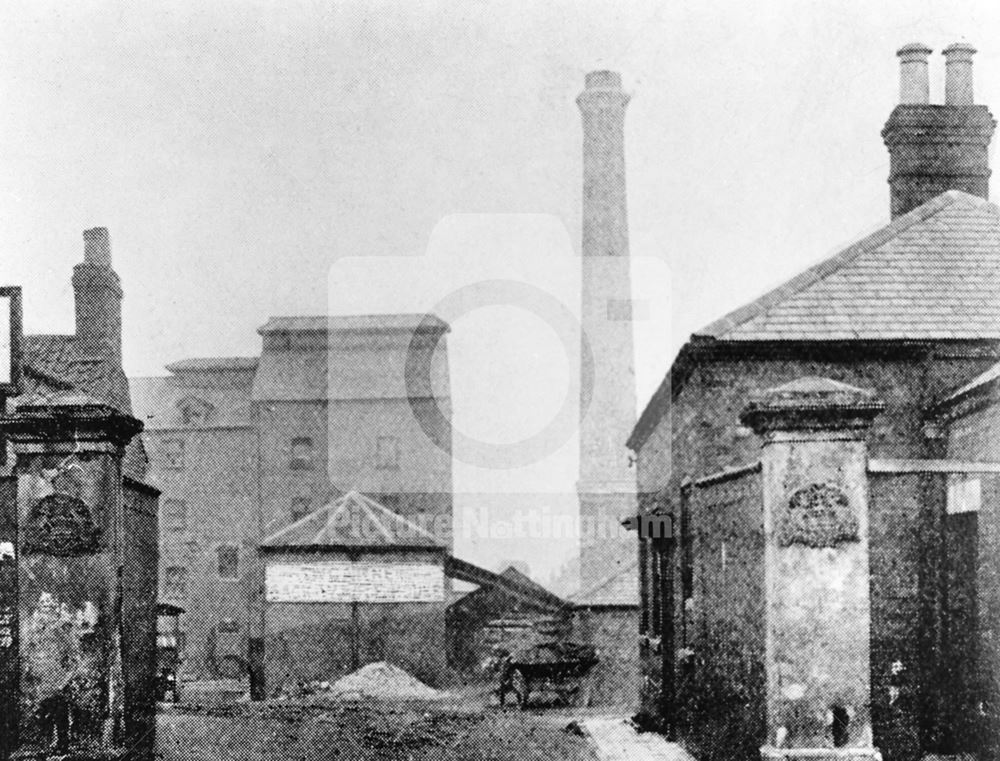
[882,42,996,218]
[73,227,122,362]
[576,70,639,596]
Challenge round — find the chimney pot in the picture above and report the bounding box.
[896,43,932,104]
[944,42,977,105]
[584,70,623,90]
[83,227,112,267]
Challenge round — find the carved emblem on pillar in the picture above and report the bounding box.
[22,492,101,556]
[780,483,858,548]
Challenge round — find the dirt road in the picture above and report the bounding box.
[156,699,599,761]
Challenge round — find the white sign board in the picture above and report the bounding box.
[266,558,444,603]
[947,476,981,515]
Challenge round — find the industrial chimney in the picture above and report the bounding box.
[73,227,122,361]
[882,42,996,218]
[576,71,639,597]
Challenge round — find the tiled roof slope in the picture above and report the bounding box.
[261,490,443,550]
[698,191,1000,341]
[21,335,147,479]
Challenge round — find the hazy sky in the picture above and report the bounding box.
[3,0,1000,583]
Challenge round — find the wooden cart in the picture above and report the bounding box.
[496,641,598,709]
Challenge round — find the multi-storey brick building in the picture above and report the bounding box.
[132,314,452,681]
[627,44,1000,761]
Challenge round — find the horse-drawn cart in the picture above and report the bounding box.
[493,641,598,709]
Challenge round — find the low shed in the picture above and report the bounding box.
[260,491,447,692]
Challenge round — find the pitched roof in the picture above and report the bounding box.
[260,490,444,550]
[630,190,1000,452]
[698,191,1000,341]
[22,334,147,479]
[571,558,639,608]
[258,314,449,335]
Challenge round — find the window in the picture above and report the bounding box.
[162,439,185,470]
[290,497,311,522]
[376,436,400,470]
[164,566,188,599]
[217,545,239,579]
[163,499,187,532]
[290,437,313,470]
[180,398,213,426]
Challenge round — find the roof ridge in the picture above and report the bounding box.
[697,191,979,339]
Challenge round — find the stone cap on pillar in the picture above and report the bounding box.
[740,376,884,436]
[1,390,143,448]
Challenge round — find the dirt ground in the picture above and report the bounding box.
[155,697,600,761]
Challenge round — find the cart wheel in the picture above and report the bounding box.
[510,668,530,710]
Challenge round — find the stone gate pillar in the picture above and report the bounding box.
[741,377,884,761]
[0,391,142,758]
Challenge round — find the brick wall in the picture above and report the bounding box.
[945,399,1000,753]
[145,426,259,678]
[678,469,765,761]
[122,483,159,758]
[572,607,641,708]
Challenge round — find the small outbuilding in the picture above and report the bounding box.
[259,491,447,692]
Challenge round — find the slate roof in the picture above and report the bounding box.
[570,558,639,608]
[261,490,444,550]
[698,191,1000,341]
[631,190,1000,451]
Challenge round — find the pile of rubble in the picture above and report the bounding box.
[280,661,447,701]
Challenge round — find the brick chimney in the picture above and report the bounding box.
[882,42,996,218]
[73,227,122,361]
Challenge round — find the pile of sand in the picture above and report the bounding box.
[326,661,445,701]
